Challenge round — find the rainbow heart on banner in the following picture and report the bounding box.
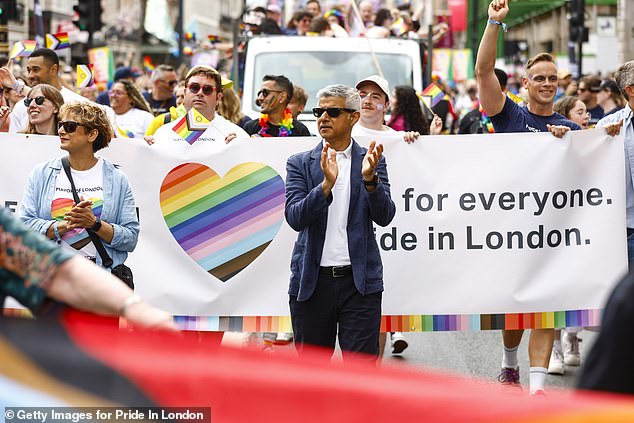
[160,162,285,281]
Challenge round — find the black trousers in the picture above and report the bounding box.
[289,270,382,360]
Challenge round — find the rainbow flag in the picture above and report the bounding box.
[143,55,155,72]
[422,83,446,108]
[9,40,36,60]
[184,32,195,41]
[117,127,135,138]
[207,35,221,44]
[183,46,193,56]
[46,32,70,50]
[172,108,210,144]
[76,64,95,88]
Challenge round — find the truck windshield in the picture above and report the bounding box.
[252,51,415,113]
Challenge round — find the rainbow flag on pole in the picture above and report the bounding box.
[46,32,70,50]
[143,56,155,73]
[421,83,446,108]
[76,64,95,88]
[172,108,210,144]
[9,40,36,60]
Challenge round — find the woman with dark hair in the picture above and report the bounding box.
[108,79,154,138]
[388,85,442,135]
[19,102,139,275]
[22,84,64,135]
[597,79,624,117]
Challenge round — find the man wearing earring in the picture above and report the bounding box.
[284,84,396,361]
[244,75,310,137]
[152,65,248,143]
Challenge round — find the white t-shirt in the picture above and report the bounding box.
[52,158,104,261]
[351,123,396,137]
[152,113,249,143]
[114,108,155,138]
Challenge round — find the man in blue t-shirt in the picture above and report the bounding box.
[475,0,580,396]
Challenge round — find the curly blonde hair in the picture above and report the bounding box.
[59,102,113,152]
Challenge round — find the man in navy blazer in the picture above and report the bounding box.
[284,84,396,360]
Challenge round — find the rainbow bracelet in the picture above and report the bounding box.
[488,19,507,32]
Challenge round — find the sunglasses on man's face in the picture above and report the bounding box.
[24,96,46,107]
[187,83,217,96]
[257,88,283,98]
[161,79,178,88]
[57,120,88,133]
[312,107,356,118]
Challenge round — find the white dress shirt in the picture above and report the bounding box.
[320,139,352,266]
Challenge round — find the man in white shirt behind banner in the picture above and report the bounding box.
[152,66,248,144]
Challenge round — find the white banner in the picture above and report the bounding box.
[0,129,627,317]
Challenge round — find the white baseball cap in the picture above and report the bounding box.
[355,74,390,99]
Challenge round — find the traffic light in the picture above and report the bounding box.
[73,1,91,31]
[73,0,103,32]
[568,0,588,42]
[0,0,18,21]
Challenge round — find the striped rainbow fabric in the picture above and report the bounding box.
[160,162,285,281]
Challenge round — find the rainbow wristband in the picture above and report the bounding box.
[488,19,507,32]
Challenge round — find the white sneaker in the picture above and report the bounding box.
[548,343,565,375]
[563,331,581,366]
[391,332,408,354]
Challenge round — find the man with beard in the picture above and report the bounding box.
[244,75,310,137]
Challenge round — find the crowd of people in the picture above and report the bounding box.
[2,0,634,399]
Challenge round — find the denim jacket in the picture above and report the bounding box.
[18,157,140,269]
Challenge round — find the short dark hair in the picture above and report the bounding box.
[494,68,508,90]
[374,9,392,26]
[29,48,60,68]
[263,75,293,106]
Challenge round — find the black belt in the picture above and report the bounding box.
[319,265,352,278]
[628,228,634,237]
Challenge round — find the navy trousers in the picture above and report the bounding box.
[289,270,382,360]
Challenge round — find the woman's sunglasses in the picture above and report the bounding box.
[312,107,356,118]
[58,120,88,133]
[24,96,46,107]
[187,83,217,96]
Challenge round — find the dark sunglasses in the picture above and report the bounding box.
[58,120,88,133]
[162,79,178,88]
[312,107,356,118]
[188,83,217,96]
[24,96,46,107]
[257,88,283,98]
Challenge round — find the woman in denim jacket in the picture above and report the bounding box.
[19,102,139,270]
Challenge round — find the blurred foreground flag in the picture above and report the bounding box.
[76,64,95,88]
[143,55,156,72]
[422,83,446,108]
[2,306,634,421]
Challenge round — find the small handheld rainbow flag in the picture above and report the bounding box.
[207,35,221,44]
[117,127,135,138]
[9,40,36,60]
[184,32,195,41]
[46,32,70,50]
[172,108,210,145]
[76,64,95,88]
[143,56,155,72]
[421,83,446,108]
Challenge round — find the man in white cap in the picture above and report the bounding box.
[351,74,414,356]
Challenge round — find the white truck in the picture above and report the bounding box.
[241,36,424,133]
